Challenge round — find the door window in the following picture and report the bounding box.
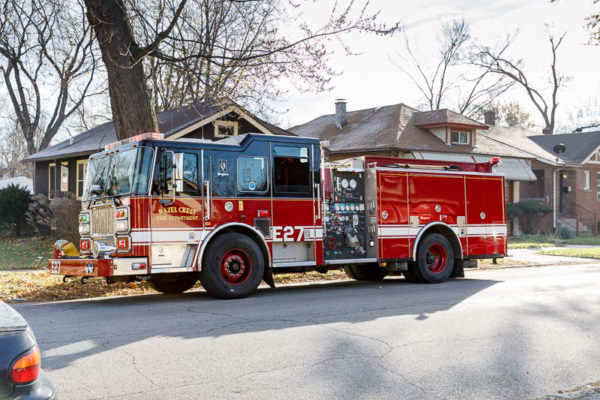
[273,146,310,194]
[238,156,267,193]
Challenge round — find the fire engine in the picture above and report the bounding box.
[49,132,507,298]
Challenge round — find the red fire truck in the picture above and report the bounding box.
[49,133,507,298]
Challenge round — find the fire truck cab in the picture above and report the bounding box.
[50,133,507,298]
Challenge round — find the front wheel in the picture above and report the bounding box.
[200,233,264,299]
[411,233,454,284]
[150,273,199,294]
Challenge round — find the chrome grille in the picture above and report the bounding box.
[90,205,115,236]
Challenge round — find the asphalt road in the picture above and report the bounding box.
[14,264,600,400]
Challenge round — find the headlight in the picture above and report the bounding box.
[79,224,90,235]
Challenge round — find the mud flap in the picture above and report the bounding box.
[263,267,275,288]
[450,259,465,278]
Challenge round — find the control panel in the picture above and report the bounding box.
[323,170,368,260]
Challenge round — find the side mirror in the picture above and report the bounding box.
[174,153,184,193]
[90,184,103,196]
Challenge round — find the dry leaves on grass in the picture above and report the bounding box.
[0,271,160,303]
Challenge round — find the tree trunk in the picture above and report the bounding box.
[84,0,158,140]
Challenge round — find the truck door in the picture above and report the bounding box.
[270,144,318,266]
[377,171,410,259]
[149,149,203,272]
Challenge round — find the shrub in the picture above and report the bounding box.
[557,226,574,239]
[506,203,523,220]
[27,194,54,236]
[49,193,81,244]
[515,200,553,235]
[0,184,32,236]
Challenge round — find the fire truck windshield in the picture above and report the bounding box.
[83,147,154,200]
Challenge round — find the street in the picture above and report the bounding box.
[14,264,600,400]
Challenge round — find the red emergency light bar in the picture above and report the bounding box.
[104,132,164,150]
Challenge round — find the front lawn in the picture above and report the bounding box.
[538,247,600,259]
[508,235,600,249]
[0,237,53,270]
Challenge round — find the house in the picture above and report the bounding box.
[290,100,537,212]
[485,124,600,235]
[21,100,294,200]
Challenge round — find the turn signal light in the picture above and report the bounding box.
[80,239,91,251]
[11,346,41,384]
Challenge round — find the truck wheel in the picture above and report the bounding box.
[200,233,264,299]
[150,273,198,294]
[344,264,388,281]
[414,233,454,283]
[402,264,423,283]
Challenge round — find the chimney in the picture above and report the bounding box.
[542,127,551,135]
[484,110,496,126]
[335,99,347,130]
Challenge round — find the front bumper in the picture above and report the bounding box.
[48,257,149,277]
[49,258,113,277]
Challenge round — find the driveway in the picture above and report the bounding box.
[14,264,600,400]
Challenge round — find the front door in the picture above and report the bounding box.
[149,149,203,272]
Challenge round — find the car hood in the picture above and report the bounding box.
[0,301,27,332]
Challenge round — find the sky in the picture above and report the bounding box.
[278,0,600,132]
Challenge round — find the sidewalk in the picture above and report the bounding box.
[507,246,597,266]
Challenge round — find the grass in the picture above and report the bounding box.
[538,247,600,259]
[508,235,600,249]
[0,237,53,270]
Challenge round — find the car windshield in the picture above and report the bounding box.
[82,147,154,200]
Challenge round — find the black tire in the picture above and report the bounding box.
[150,273,198,294]
[402,263,423,283]
[413,233,454,284]
[344,263,388,281]
[200,232,264,299]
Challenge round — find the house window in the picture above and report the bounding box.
[48,163,56,199]
[60,162,69,192]
[214,120,238,138]
[584,170,590,191]
[76,160,88,199]
[597,172,600,201]
[451,130,470,145]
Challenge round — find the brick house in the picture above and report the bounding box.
[290,100,537,215]
[21,99,294,200]
[484,125,600,235]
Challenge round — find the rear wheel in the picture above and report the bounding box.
[150,273,198,294]
[343,264,388,281]
[412,233,454,283]
[200,233,264,299]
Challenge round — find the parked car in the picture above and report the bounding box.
[0,301,55,399]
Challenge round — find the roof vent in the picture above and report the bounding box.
[335,99,347,130]
[69,137,74,145]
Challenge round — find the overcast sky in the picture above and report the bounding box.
[279,0,600,133]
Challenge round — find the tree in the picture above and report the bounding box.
[396,19,513,117]
[472,31,568,134]
[82,0,400,140]
[0,0,102,155]
[482,101,531,128]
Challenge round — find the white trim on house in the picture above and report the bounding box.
[583,145,600,165]
[76,159,88,199]
[167,105,274,141]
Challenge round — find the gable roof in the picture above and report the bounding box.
[528,131,600,165]
[22,100,293,162]
[482,126,559,165]
[413,109,488,129]
[289,103,532,159]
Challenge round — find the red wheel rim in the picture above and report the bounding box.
[220,248,252,285]
[425,243,447,273]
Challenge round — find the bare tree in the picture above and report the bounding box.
[82,0,400,140]
[0,0,102,155]
[396,19,513,117]
[472,31,568,134]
